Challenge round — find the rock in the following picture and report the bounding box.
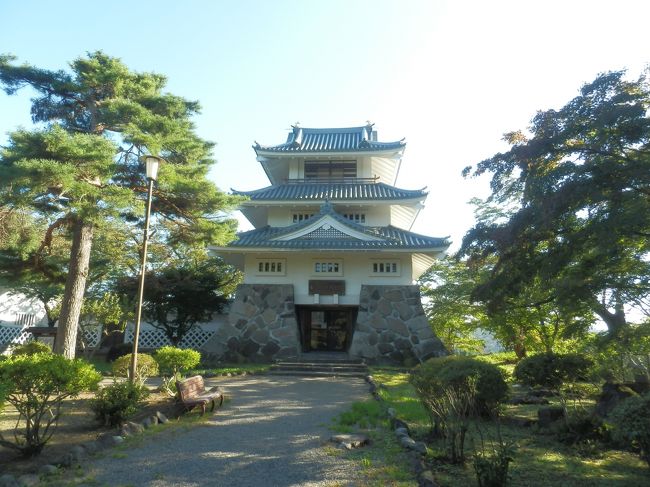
[386,407,396,418]
[419,470,439,487]
[394,427,409,438]
[595,382,638,417]
[391,418,411,434]
[509,395,550,405]
[0,474,18,487]
[120,421,145,437]
[538,406,566,427]
[400,436,417,449]
[81,440,100,455]
[330,434,369,448]
[529,388,556,398]
[96,433,124,449]
[16,475,39,487]
[413,441,428,455]
[39,465,58,476]
[142,415,159,429]
[156,411,169,424]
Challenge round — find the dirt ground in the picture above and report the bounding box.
[0,390,178,476]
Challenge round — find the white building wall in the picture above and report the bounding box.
[243,252,413,305]
[0,290,47,326]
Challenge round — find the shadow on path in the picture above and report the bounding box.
[82,376,369,487]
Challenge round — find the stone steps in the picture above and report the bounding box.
[268,358,368,378]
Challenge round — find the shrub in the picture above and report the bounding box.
[513,353,592,389]
[91,381,149,426]
[10,341,53,356]
[0,353,101,456]
[412,356,508,415]
[154,346,201,395]
[609,393,650,468]
[112,353,159,386]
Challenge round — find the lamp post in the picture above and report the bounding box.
[129,155,162,383]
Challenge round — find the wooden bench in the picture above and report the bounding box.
[175,375,224,415]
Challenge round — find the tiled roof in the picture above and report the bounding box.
[233,182,427,201]
[229,225,448,250]
[254,124,405,153]
[227,202,449,250]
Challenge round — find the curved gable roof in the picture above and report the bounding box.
[254,124,405,154]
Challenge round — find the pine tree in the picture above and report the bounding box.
[0,52,241,357]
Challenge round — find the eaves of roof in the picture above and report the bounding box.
[232,182,427,202]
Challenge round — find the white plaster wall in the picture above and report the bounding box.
[0,290,47,326]
[243,252,413,305]
[266,204,392,227]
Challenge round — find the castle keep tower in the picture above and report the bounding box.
[207,123,449,364]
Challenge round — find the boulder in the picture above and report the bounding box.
[538,406,565,427]
[119,421,145,437]
[329,434,369,449]
[595,382,638,417]
[156,411,169,424]
[39,465,58,476]
[16,475,39,487]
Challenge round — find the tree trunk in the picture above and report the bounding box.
[592,298,627,337]
[54,220,94,358]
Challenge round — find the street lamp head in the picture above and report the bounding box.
[142,155,164,181]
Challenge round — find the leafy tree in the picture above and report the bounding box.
[0,52,241,357]
[117,257,241,345]
[0,353,101,456]
[461,70,650,337]
[419,256,486,353]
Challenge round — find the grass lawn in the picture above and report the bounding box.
[364,369,649,487]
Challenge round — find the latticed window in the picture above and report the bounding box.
[371,260,400,275]
[292,213,314,223]
[343,213,366,223]
[255,259,286,275]
[313,260,343,275]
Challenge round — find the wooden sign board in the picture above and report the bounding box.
[309,280,345,296]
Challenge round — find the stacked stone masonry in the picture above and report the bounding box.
[349,285,447,364]
[201,284,446,365]
[201,284,300,362]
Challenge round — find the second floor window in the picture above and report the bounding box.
[304,161,356,180]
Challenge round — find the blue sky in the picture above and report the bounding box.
[1,0,649,250]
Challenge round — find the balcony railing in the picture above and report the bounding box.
[285,177,379,184]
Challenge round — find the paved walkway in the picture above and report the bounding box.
[80,376,370,487]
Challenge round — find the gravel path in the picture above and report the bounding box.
[81,375,370,487]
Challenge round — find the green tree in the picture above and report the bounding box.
[117,257,241,345]
[420,256,486,353]
[461,70,650,337]
[0,52,241,357]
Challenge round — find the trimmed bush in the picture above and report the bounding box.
[412,356,508,415]
[91,381,150,426]
[514,353,592,389]
[609,393,650,468]
[10,341,53,356]
[0,353,101,456]
[112,353,159,386]
[154,346,200,377]
[154,346,201,395]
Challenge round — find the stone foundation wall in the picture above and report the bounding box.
[349,285,446,364]
[200,284,300,362]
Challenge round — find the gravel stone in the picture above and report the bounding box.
[71,376,369,486]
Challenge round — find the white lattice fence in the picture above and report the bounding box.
[0,325,102,348]
[124,325,215,349]
[0,325,33,345]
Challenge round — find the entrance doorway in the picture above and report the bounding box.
[297,306,357,352]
